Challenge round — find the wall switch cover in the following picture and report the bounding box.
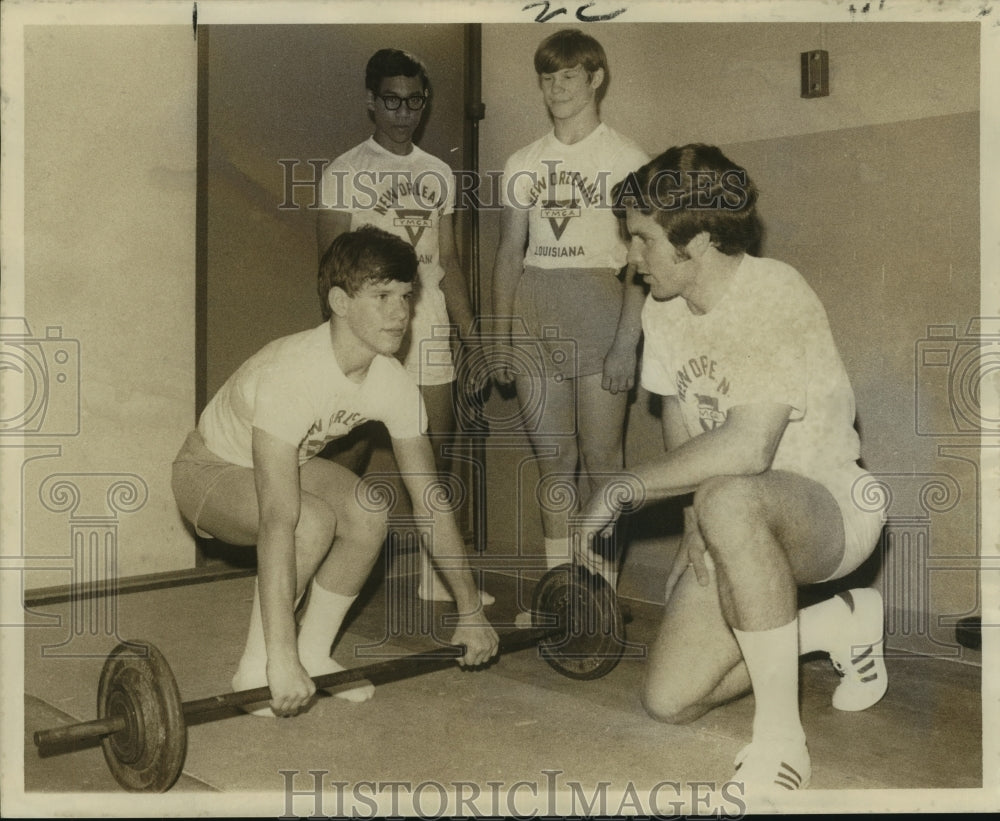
[801,49,830,98]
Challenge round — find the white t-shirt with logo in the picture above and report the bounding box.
[323,137,455,385]
[501,123,648,271]
[641,254,861,481]
[199,323,426,467]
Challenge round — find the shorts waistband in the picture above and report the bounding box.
[174,428,231,466]
[522,265,618,278]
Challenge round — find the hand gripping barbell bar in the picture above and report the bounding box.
[33,626,559,749]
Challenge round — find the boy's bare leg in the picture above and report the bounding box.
[199,460,388,710]
[575,371,629,588]
[516,373,579,571]
[417,380,494,605]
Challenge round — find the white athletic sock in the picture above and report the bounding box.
[416,552,496,606]
[296,581,357,663]
[297,581,374,703]
[798,594,850,655]
[732,620,805,745]
[233,580,305,715]
[544,537,571,569]
[234,579,278,677]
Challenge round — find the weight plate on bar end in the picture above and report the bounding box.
[531,563,626,680]
[98,640,187,792]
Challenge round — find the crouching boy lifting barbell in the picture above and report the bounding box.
[30,228,634,794]
[171,225,500,717]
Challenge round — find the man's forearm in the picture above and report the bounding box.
[628,423,777,505]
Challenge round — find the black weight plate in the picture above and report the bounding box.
[98,640,187,792]
[531,563,626,680]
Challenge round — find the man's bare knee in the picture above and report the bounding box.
[641,684,712,725]
[694,473,761,515]
[693,474,767,546]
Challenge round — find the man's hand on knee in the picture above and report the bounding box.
[665,514,711,601]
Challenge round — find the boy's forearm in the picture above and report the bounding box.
[610,265,645,349]
[491,237,527,336]
[255,523,301,662]
[439,264,477,339]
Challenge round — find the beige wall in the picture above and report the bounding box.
[19,26,198,589]
[480,22,981,655]
[481,23,978,171]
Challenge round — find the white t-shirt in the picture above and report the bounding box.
[641,254,861,481]
[199,323,426,467]
[323,138,456,385]
[501,122,648,271]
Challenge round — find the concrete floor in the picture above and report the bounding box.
[21,549,984,815]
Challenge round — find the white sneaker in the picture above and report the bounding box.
[828,587,888,711]
[733,737,811,801]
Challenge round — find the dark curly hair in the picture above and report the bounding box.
[612,144,762,255]
[318,226,417,320]
[365,48,430,95]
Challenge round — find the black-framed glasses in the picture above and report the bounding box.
[376,93,427,111]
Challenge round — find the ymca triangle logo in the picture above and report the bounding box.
[548,214,573,241]
[540,199,581,241]
[393,209,433,246]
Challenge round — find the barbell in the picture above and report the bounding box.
[33,563,629,793]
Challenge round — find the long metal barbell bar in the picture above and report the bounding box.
[33,626,559,750]
[33,564,630,792]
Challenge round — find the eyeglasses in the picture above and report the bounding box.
[376,93,428,111]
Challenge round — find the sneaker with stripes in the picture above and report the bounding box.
[828,587,888,711]
[733,738,811,798]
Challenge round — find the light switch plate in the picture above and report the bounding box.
[801,50,830,98]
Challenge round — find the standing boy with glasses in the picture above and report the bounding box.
[317,48,491,606]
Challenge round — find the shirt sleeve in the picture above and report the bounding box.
[437,163,456,217]
[321,153,348,210]
[639,302,678,396]
[724,304,807,420]
[641,351,676,397]
[607,136,650,190]
[322,153,379,212]
[251,364,317,450]
[500,152,534,210]
[373,361,428,440]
